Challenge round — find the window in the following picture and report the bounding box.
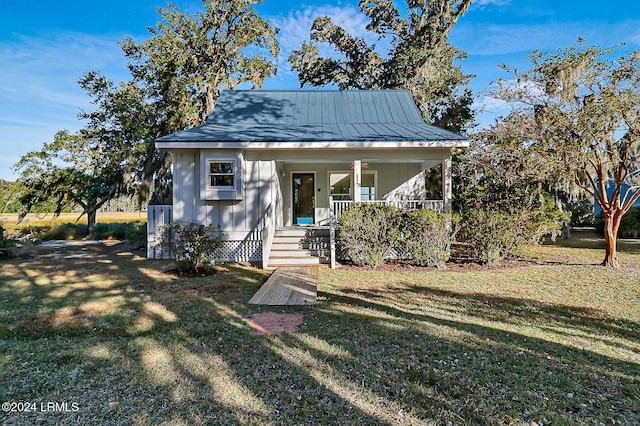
[209,161,234,188]
[424,164,443,199]
[329,170,377,201]
[329,172,352,200]
[360,173,376,201]
[200,152,243,200]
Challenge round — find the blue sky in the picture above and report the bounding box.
[1,0,639,181]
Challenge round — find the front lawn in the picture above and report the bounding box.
[1,235,638,425]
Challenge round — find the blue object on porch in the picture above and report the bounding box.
[296,217,313,225]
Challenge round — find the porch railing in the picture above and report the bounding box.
[331,199,445,221]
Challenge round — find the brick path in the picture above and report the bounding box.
[243,312,304,335]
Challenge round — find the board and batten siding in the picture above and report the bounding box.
[168,149,279,262]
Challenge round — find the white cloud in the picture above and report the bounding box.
[628,30,640,45]
[0,32,129,106]
[474,95,509,112]
[473,0,511,7]
[270,4,375,77]
[0,31,132,180]
[472,94,510,128]
[452,20,640,56]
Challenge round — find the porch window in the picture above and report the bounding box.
[329,171,377,201]
[208,161,235,188]
[424,164,442,199]
[360,172,376,201]
[329,172,352,200]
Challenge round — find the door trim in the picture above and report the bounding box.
[290,171,316,225]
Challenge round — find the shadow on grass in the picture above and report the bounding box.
[313,286,639,423]
[1,241,639,425]
[543,230,640,254]
[340,285,640,344]
[0,242,386,425]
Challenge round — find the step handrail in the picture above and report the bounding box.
[329,196,336,269]
[262,203,276,269]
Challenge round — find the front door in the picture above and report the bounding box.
[292,173,315,225]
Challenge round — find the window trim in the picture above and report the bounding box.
[328,170,353,201]
[360,170,378,202]
[200,151,243,200]
[207,160,236,189]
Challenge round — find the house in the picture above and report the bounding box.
[593,181,640,216]
[147,90,469,268]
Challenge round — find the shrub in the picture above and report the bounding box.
[0,223,17,258]
[595,206,640,238]
[337,203,402,267]
[459,204,564,265]
[41,223,87,240]
[21,221,148,242]
[124,221,147,250]
[568,197,595,226]
[402,210,457,268]
[159,221,226,273]
[457,209,517,265]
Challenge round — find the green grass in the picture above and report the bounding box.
[0,234,638,425]
[1,212,147,241]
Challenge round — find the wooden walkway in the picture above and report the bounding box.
[249,266,318,306]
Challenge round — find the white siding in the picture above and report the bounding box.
[172,150,278,233]
[279,161,434,226]
[170,149,279,261]
[168,147,451,255]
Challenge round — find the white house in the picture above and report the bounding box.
[148,90,469,268]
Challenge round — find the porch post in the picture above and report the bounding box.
[353,160,362,202]
[443,157,452,212]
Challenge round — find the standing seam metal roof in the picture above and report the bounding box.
[156,90,468,143]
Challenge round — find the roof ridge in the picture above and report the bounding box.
[220,89,411,93]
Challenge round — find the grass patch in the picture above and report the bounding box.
[0,212,146,241]
[0,233,638,425]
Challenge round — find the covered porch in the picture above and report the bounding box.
[260,153,453,269]
[273,153,452,228]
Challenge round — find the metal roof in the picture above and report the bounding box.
[156,90,469,145]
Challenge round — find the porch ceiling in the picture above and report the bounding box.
[276,158,429,164]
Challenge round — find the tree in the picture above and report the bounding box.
[14,0,280,228]
[483,43,640,267]
[0,180,25,213]
[121,0,280,132]
[14,131,124,235]
[453,132,567,265]
[77,0,279,206]
[289,0,473,131]
[77,72,171,206]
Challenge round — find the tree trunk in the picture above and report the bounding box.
[87,209,97,236]
[601,212,621,267]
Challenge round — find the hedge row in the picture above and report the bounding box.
[337,203,456,268]
[337,202,564,267]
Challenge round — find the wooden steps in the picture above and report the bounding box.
[267,227,330,268]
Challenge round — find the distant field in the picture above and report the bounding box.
[0,212,146,229]
[0,212,147,240]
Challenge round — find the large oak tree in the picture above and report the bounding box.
[289,0,473,132]
[15,0,280,232]
[122,0,279,132]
